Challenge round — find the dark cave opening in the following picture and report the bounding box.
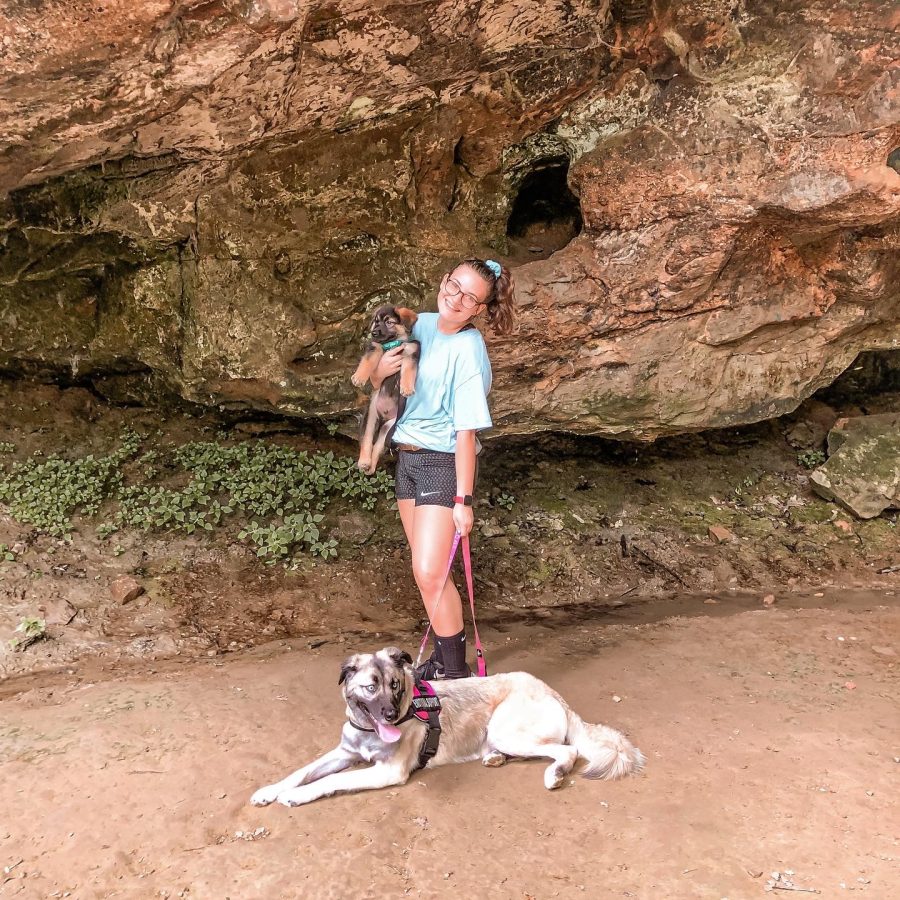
[505,158,582,263]
[887,147,900,173]
[813,349,900,406]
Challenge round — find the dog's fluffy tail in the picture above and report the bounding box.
[566,710,646,780]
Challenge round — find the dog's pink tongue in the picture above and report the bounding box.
[375,721,402,743]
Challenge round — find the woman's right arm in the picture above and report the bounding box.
[369,346,404,389]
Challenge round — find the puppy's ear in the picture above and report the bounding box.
[394,308,418,330]
[386,647,413,667]
[338,655,359,685]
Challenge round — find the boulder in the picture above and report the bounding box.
[810,413,900,519]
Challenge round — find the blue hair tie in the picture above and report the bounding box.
[485,259,502,278]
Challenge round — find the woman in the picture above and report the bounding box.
[370,258,516,678]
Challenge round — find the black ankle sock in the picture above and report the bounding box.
[434,629,469,678]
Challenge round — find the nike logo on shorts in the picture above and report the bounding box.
[419,491,440,497]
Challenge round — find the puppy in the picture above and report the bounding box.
[250,647,645,808]
[351,306,420,474]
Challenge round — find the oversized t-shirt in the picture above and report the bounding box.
[392,313,492,453]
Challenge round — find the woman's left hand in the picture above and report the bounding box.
[453,503,474,538]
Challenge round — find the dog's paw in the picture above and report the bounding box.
[482,750,507,768]
[250,784,281,806]
[350,374,366,389]
[276,789,307,808]
[357,458,372,473]
[400,384,416,398]
[544,766,566,790]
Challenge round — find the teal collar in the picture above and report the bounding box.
[381,339,404,351]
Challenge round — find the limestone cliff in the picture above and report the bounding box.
[1,0,897,438]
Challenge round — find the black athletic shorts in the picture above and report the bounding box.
[395,448,478,508]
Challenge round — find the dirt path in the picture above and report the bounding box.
[1,590,897,899]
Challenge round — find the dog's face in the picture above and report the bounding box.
[339,647,414,741]
[369,306,417,344]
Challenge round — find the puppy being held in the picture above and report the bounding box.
[351,306,420,475]
[250,647,645,808]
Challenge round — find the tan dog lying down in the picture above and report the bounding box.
[251,647,645,808]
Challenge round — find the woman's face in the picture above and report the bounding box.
[437,265,491,327]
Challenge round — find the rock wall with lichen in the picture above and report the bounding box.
[1,0,898,439]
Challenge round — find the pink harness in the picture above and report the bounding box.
[409,679,441,722]
[415,532,487,677]
[396,679,442,769]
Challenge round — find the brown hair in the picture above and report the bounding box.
[457,257,516,336]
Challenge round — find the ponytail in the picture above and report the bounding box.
[460,257,516,335]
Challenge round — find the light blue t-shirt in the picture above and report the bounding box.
[392,313,492,453]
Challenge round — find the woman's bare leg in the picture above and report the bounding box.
[398,499,464,641]
[398,498,416,546]
[410,504,463,636]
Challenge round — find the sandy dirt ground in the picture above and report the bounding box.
[1,588,897,900]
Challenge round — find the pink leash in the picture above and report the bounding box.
[415,532,487,677]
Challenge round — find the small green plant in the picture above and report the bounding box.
[731,474,758,499]
[238,511,338,562]
[797,449,826,469]
[495,492,517,510]
[9,616,47,651]
[0,434,393,565]
[0,543,16,561]
[309,538,339,559]
[0,429,140,536]
[0,442,15,454]
[326,422,340,436]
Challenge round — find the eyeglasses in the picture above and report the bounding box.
[443,276,485,309]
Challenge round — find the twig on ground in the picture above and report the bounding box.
[631,544,688,586]
[772,885,820,894]
[2,859,24,886]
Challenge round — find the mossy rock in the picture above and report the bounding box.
[811,413,900,519]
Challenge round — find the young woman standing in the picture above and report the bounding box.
[370,258,516,678]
